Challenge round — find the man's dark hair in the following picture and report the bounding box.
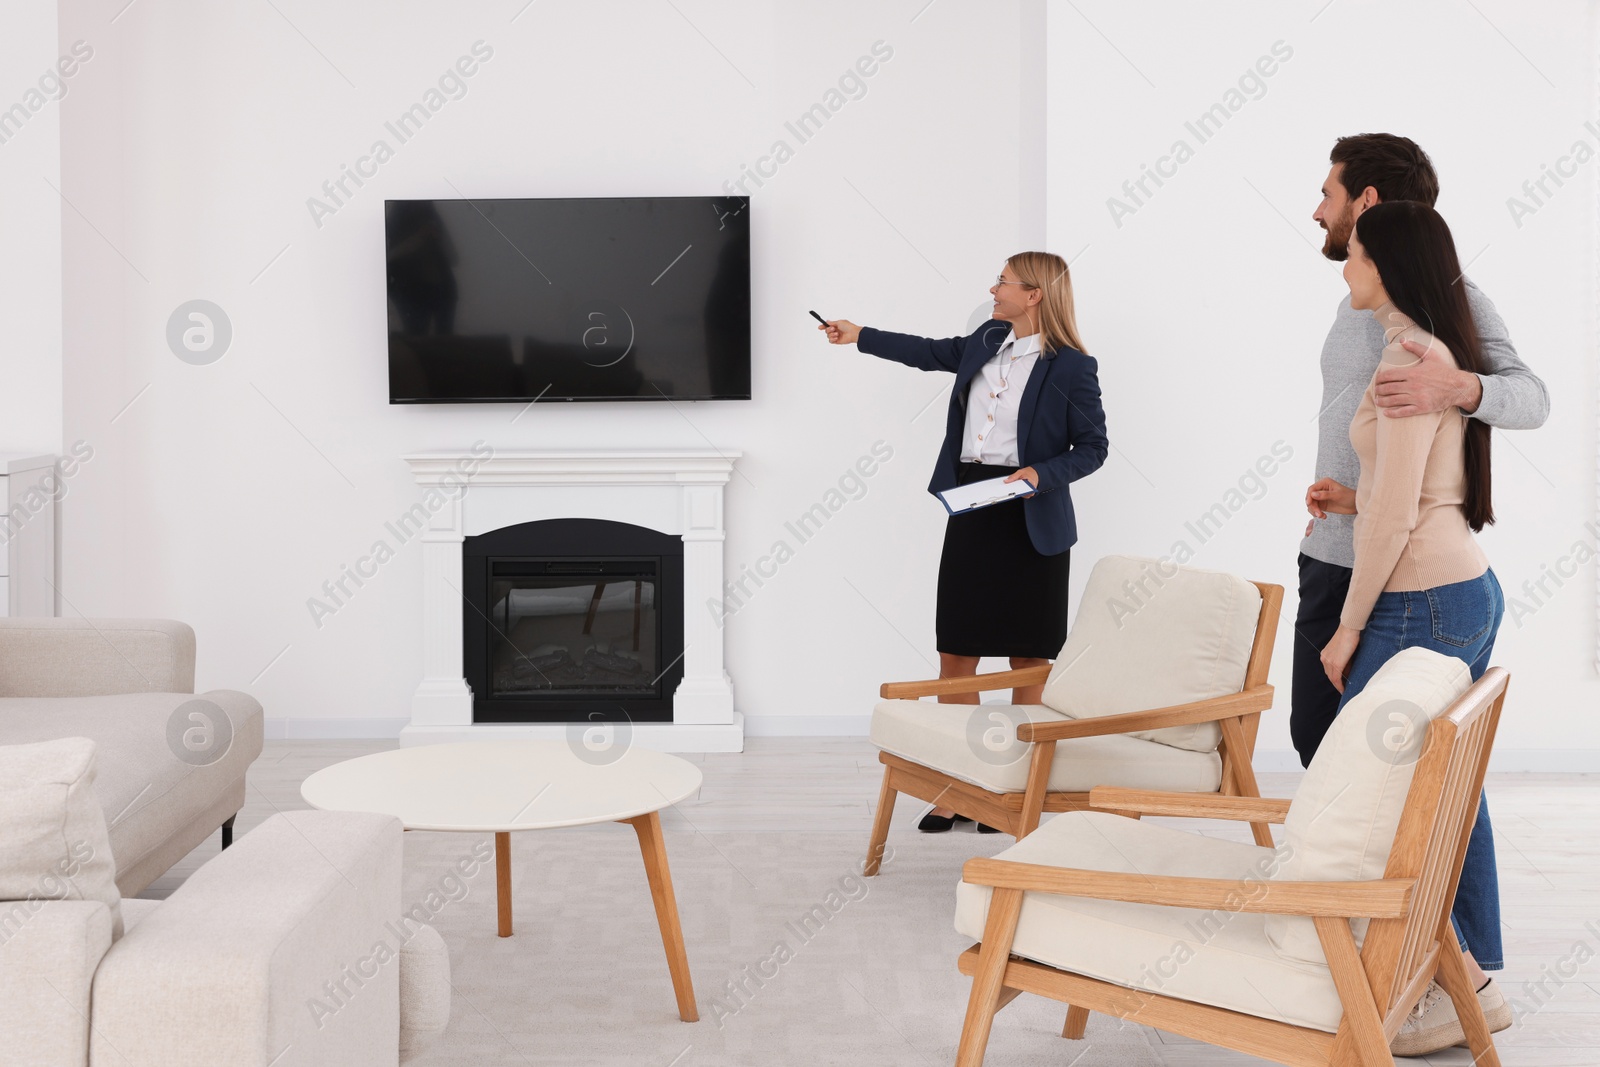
[1330,134,1439,206]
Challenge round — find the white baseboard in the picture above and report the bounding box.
[1257,748,1600,774]
[264,717,411,740]
[262,718,1600,771]
[264,714,745,752]
[1253,749,1311,773]
[1491,751,1599,773]
[743,715,875,737]
[398,716,745,753]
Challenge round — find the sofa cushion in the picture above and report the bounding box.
[0,900,114,1067]
[91,811,403,1067]
[0,736,123,939]
[0,690,263,896]
[0,618,195,697]
[117,897,161,935]
[1265,647,1472,965]
[871,699,1222,794]
[1040,556,1262,752]
[954,810,1345,1032]
[399,923,451,1060]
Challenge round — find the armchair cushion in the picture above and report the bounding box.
[1266,647,1470,964]
[871,700,1222,794]
[0,737,123,939]
[954,810,1345,1032]
[1040,556,1262,753]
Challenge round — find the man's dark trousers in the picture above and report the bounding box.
[1291,551,1353,767]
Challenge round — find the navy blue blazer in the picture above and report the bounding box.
[858,320,1109,556]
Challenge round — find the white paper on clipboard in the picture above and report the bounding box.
[937,474,1035,515]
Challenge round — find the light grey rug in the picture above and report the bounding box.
[399,824,1171,1066]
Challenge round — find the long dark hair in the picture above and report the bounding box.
[1354,200,1493,531]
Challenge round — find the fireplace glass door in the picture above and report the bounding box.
[487,559,660,700]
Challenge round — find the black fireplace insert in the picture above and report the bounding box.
[463,519,683,723]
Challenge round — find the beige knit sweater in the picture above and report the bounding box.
[1340,302,1489,631]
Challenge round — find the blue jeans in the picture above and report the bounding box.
[1335,569,1505,970]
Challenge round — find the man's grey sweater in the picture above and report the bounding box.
[1302,279,1550,569]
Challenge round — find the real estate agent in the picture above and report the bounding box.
[820,251,1109,831]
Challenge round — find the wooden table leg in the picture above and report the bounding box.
[495,831,513,938]
[623,811,698,1021]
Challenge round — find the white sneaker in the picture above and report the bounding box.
[1389,978,1510,1057]
[1464,977,1512,1041]
[1390,980,1461,1057]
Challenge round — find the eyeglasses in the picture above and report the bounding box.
[994,275,1036,288]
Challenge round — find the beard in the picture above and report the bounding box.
[1321,210,1353,262]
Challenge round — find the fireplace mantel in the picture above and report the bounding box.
[400,448,743,752]
[405,450,743,486]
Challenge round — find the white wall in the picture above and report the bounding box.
[48,0,1600,765]
[1050,0,1598,767]
[56,0,1033,735]
[0,0,64,453]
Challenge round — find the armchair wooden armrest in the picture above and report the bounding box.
[880,665,1051,700]
[1013,686,1274,743]
[1089,787,1292,824]
[960,858,1413,919]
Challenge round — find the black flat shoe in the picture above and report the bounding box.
[976,823,1001,834]
[918,811,973,833]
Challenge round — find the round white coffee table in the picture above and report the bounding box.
[300,739,702,1021]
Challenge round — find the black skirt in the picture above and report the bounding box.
[936,462,1071,659]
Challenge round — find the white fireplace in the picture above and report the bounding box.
[400,449,743,752]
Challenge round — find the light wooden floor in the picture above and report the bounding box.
[147,739,1600,1066]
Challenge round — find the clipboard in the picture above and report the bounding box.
[937,474,1035,515]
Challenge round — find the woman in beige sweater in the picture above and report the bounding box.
[1317,201,1500,705]
[1312,199,1508,1052]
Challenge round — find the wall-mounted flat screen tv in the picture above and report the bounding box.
[386,196,750,402]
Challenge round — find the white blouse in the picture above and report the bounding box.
[959,330,1042,466]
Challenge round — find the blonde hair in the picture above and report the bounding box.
[1006,251,1087,355]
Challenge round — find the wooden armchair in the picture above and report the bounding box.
[951,650,1509,1067]
[865,556,1283,875]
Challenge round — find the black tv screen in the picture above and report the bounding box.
[386,196,750,402]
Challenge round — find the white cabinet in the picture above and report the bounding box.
[0,453,58,617]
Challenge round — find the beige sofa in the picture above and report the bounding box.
[0,618,263,895]
[0,735,450,1067]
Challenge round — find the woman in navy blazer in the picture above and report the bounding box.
[821,251,1109,831]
